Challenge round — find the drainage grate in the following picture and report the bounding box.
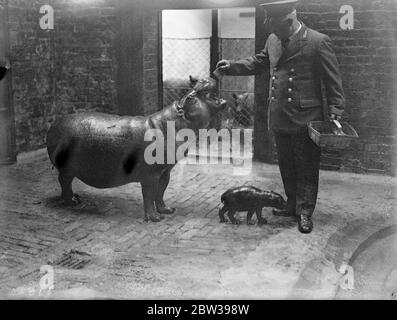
[51,250,91,270]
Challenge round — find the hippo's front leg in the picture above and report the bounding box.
[141,177,162,222]
[155,168,176,215]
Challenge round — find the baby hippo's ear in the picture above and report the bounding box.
[189,75,198,88]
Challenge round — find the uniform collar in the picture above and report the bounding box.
[276,22,308,65]
[287,21,308,45]
[289,21,302,40]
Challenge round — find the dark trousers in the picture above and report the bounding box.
[274,129,321,217]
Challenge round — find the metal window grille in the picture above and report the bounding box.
[162,36,255,129]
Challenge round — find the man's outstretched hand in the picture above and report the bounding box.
[216,59,231,71]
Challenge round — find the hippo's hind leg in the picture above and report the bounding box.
[141,176,163,222]
[255,208,267,225]
[58,171,81,206]
[53,138,80,206]
[218,205,228,223]
[155,168,176,215]
[246,210,255,225]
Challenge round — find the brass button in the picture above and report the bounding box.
[274,67,278,71]
[271,86,275,91]
[272,76,276,80]
[290,68,295,73]
[289,77,293,82]
[288,98,292,102]
[288,88,292,93]
[271,96,275,101]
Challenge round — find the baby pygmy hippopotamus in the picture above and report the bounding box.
[219,186,286,225]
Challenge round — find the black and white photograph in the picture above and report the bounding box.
[0,0,396,304]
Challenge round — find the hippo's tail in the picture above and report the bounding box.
[46,128,55,162]
[48,138,77,171]
[46,123,75,171]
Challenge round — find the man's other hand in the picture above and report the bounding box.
[330,113,342,121]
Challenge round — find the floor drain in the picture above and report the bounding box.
[51,250,91,270]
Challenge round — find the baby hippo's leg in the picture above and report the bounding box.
[218,205,228,223]
[227,209,239,225]
[246,210,255,225]
[256,208,267,225]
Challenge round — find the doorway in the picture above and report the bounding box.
[0,4,16,165]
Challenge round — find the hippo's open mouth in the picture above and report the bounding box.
[215,97,227,109]
[179,77,227,111]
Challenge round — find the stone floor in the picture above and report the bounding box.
[0,148,396,299]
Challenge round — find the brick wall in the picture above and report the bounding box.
[8,0,118,152]
[297,0,396,175]
[142,8,161,115]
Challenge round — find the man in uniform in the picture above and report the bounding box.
[216,0,345,233]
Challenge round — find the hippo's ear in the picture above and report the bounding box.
[232,93,238,100]
[189,75,198,88]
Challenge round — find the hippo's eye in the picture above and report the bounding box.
[204,91,215,99]
[185,94,197,104]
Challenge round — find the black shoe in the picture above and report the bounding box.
[272,208,295,217]
[298,215,313,234]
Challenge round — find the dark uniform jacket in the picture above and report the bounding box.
[225,22,345,132]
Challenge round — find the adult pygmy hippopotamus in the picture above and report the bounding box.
[219,186,286,225]
[47,77,227,222]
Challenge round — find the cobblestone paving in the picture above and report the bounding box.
[0,149,396,299]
